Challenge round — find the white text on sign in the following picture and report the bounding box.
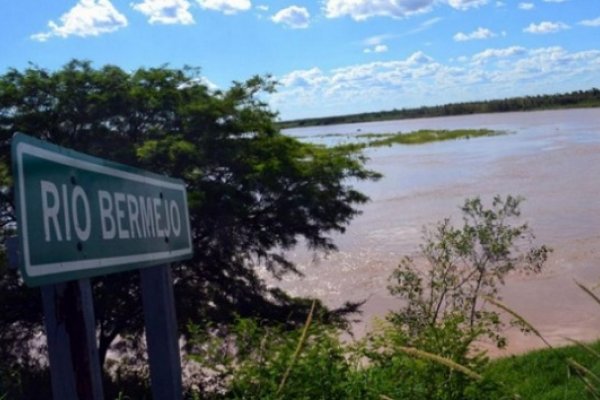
[41,181,183,242]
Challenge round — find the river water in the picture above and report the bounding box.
[274,108,600,355]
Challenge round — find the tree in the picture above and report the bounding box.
[377,195,551,399]
[388,195,550,344]
[0,60,379,377]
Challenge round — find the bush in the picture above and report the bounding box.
[187,313,364,399]
[374,195,550,400]
[361,318,508,400]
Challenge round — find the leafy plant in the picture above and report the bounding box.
[187,311,360,399]
[361,316,509,400]
[376,195,550,399]
[388,195,551,348]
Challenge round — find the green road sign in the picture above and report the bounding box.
[11,133,193,286]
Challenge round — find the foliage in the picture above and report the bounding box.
[376,195,550,399]
[0,252,50,400]
[388,195,551,347]
[186,316,361,399]
[358,317,510,400]
[0,60,379,376]
[280,87,600,128]
[183,314,512,400]
[0,364,50,400]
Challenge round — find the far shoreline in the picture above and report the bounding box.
[278,88,600,129]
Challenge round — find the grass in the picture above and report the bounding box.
[488,341,600,400]
[483,285,600,399]
[277,300,316,395]
[312,129,503,151]
[364,129,501,147]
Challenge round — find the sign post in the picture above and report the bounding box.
[11,133,193,399]
[140,265,183,400]
[41,279,104,400]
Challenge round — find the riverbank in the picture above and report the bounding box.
[278,88,600,129]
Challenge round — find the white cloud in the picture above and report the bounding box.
[180,76,220,91]
[132,0,194,24]
[256,4,269,11]
[273,51,444,115]
[362,34,394,46]
[524,21,570,34]
[447,0,488,10]
[198,77,220,91]
[270,46,600,119]
[197,0,251,14]
[31,0,127,41]
[406,51,433,64]
[323,0,490,21]
[509,47,600,80]
[323,0,492,21]
[518,2,534,10]
[472,46,526,63]
[271,6,310,29]
[280,67,327,88]
[580,17,600,27]
[421,16,443,28]
[361,34,395,53]
[408,16,443,34]
[453,27,496,41]
[324,0,435,21]
[364,44,389,53]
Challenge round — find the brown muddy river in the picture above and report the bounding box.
[274,108,600,355]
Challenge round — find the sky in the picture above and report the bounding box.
[1,0,600,120]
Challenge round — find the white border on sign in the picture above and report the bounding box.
[16,142,193,278]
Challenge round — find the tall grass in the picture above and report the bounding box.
[485,296,553,349]
[276,300,316,396]
[395,346,484,381]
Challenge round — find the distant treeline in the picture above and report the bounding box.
[279,88,600,129]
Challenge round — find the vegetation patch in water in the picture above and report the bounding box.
[366,129,501,147]
[331,129,503,151]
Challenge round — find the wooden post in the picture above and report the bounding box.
[140,264,183,400]
[41,279,104,400]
